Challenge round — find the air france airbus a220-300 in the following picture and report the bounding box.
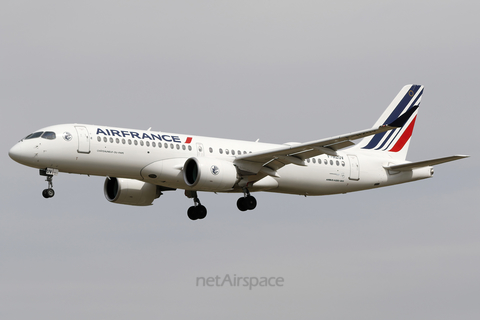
[9,85,468,220]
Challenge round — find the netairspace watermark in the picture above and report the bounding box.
[196,274,284,290]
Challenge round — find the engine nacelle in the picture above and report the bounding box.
[104,177,161,206]
[183,157,237,191]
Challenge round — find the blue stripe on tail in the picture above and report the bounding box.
[363,85,422,150]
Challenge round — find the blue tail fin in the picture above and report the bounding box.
[355,84,424,160]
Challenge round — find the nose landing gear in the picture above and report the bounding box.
[42,185,55,198]
[40,168,58,199]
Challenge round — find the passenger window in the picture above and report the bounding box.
[170,143,174,149]
[128,139,132,145]
[324,159,327,165]
[140,140,144,146]
[232,150,235,155]
[104,137,107,143]
[115,138,120,144]
[97,136,101,142]
[164,143,168,148]
[219,148,223,154]
[209,147,213,153]
[336,160,339,166]
[152,142,156,147]
[134,140,138,146]
[330,160,333,165]
[312,158,316,164]
[183,145,186,150]
[341,161,345,166]
[110,137,114,143]
[226,149,229,155]
[176,144,180,150]
[188,145,192,151]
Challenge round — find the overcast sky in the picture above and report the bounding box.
[1,1,478,319]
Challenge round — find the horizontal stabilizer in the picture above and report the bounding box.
[384,155,469,171]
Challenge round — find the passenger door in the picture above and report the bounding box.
[348,155,360,181]
[75,126,90,154]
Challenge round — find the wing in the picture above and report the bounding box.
[234,106,418,178]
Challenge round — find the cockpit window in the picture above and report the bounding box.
[41,131,56,140]
[25,132,44,139]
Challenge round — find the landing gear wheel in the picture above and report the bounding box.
[42,188,55,198]
[237,197,248,211]
[185,191,208,221]
[187,206,198,220]
[245,196,257,210]
[196,205,207,219]
[237,195,257,211]
[187,205,208,220]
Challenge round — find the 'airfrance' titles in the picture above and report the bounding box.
[96,128,192,144]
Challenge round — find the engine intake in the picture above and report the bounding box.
[183,157,237,191]
[104,177,161,206]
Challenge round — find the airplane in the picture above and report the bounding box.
[9,84,468,220]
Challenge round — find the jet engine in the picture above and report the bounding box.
[104,177,161,206]
[183,157,237,191]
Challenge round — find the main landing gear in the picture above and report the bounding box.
[185,191,207,220]
[237,188,257,211]
[185,188,257,221]
[40,168,57,199]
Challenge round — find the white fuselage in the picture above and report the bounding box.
[9,123,433,196]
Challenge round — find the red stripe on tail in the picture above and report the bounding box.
[389,116,417,152]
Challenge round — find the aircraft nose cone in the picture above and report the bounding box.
[9,142,32,165]
[9,143,21,162]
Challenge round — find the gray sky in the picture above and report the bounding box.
[1,1,478,319]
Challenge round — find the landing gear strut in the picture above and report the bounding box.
[237,188,257,211]
[40,168,57,199]
[185,191,207,220]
